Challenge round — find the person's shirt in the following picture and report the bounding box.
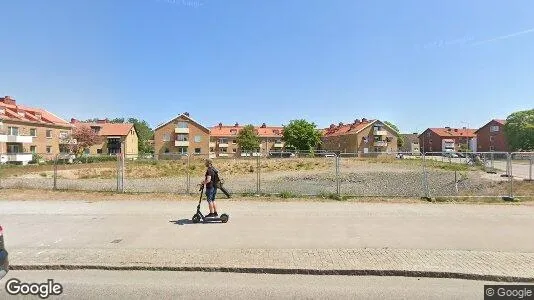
[205,167,216,189]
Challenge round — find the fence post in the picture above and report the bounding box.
[529,154,533,182]
[256,154,261,195]
[186,154,190,195]
[116,154,120,192]
[335,155,340,197]
[421,153,430,200]
[53,154,58,190]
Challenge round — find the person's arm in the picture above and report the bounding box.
[201,169,213,185]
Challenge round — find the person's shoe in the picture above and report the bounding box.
[212,212,218,217]
[206,213,214,218]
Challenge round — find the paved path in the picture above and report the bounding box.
[1,270,511,300]
[2,200,534,280]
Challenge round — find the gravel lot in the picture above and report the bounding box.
[0,160,513,197]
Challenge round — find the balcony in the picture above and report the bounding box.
[274,142,284,148]
[374,130,388,136]
[1,153,33,165]
[209,142,215,147]
[175,127,189,134]
[374,141,388,147]
[175,141,189,147]
[0,135,33,143]
[218,143,229,148]
[218,153,229,157]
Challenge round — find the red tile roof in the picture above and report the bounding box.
[210,124,284,138]
[72,120,134,137]
[0,96,71,128]
[322,119,375,137]
[427,128,477,138]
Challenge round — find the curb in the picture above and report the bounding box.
[9,265,534,283]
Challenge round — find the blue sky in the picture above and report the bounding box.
[1,0,533,133]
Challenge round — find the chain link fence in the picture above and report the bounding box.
[0,151,532,200]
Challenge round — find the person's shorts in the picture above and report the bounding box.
[205,186,217,203]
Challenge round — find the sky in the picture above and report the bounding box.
[1,0,533,133]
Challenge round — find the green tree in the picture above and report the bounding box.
[236,124,260,152]
[504,109,534,151]
[110,118,125,124]
[384,121,404,148]
[282,119,322,151]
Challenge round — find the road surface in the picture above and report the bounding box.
[0,270,513,300]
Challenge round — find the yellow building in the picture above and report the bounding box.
[70,119,139,158]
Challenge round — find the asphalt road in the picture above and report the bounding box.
[1,200,534,252]
[0,270,515,300]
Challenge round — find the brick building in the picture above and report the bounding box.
[153,113,210,157]
[0,96,72,164]
[209,123,284,157]
[475,119,509,152]
[321,118,399,155]
[419,127,477,153]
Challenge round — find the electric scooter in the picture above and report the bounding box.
[192,185,229,224]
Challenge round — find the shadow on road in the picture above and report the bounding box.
[169,219,193,226]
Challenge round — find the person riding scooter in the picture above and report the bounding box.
[200,158,219,218]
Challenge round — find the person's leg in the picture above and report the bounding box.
[206,187,215,216]
[211,188,218,216]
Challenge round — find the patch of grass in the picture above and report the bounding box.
[279,191,297,198]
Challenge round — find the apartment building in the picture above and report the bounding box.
[70,119,139,157]
[153,112,210,157]
[400,133,421,154]
[419,127,477,153]
[209,123,285,157]
[321,118,399,155]
[0,96,72,164]
[475,119,509,152]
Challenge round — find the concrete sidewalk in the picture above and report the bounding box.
[9,248,534,282]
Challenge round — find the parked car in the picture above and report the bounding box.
[443,151,459,158]
[0,225,8,280]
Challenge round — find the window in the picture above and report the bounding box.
[7,144,20,153]
[221,148,227,153]
[46,130,52,138]
[219,138,228,144]
[230,129,237,135]
[30,128,37,137]
[176,121,188,128]
[164,148,170,153]
[177,147,188,154]
[97,149,103,154]
[59,131,69,139]
[232,148,237,153]
[194,135,201,143]
[46,146,52,154]
[195,148,201,154]
[8,127,19,136]
[489,136,494,142]
[490,146,495,151]
[176,134,188,141]
[426,131,431,137]
[232,139,236,144]
[30,146,36,153]
[163,133,171,141]
[490,125,499,133]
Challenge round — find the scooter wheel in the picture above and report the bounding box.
[220,214,229,223]
[192,214,201,223]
